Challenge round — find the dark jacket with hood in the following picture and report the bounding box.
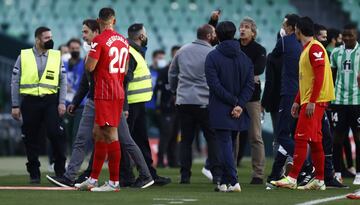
[205,40,254,131]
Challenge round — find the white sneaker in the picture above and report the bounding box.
[335,173,343,184]
[91,182,120,192]
[227,183,241,192]
[270,176,297,189]
[348,167,356,176]
[201,167,213,181]
[214,184,227,192]
[74,178,98,191]
[353,174,360,185]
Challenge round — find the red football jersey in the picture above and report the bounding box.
[89,29,129,100]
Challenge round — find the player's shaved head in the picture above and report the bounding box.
[98,7,115,24]
[343,23,358,48]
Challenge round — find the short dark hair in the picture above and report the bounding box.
[285,14,300,30]
[197,24,214,40]
[215,21,236,42]
[327,28,340,41]
[314,24,327,36]
[34,26,51,38]
[344,23,358,30]
[58,44,67,51]
[99,7,115,21]
[67,38,81,47]
[83,19,100,33]
[171,45,181,53]
[152,49,165,58]
[128,23,144,40]
[296,16,314,37]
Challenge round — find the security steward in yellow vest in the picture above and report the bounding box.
[11,27,67,184]
[120,24,171,186]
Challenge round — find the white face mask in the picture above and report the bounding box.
[157,59,168,68]
[61,53,71,62]
[83,41,91,53]
[280,28,286,37]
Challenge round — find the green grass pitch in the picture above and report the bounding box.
[0,157,358,205]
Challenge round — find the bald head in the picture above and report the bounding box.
[197,24,215,40]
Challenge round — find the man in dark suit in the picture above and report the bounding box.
[205,21,254,192]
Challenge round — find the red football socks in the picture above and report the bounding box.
[288,139,308,179]
[107,140,121,182]
[90,141,108,180]
[310,141,325,180]
[289,139,325,180]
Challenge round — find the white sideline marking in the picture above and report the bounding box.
[0,186,75,191]
[295,194,347,205]
[153,198,198,202]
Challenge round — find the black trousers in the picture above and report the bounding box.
[123,102,158,179]
[20,94,66,179]
[321,112,336,181]
[177,105,221,181]
[331,105,360,172]
[157,112,179,167]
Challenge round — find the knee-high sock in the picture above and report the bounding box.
[288,139,308,179]
[108,141,121,182]
[310,141,325,180]
[90,141,108,180]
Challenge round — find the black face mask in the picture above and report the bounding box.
[141,37,148,47]
[44,39,54,49]
[71,51,80,59]
[335,42,343,47]
[319,41,328,47]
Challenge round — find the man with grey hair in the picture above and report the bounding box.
[237,16,267,185]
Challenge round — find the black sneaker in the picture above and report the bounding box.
[325,178,349,189]
[131,176,154,189]
[46,175,74,187]
[297,171,315,187]
[180,177,190,184]
[342,169,356,178]
[250,177,263,185]
[120,180,135,187]
[154,176,171,186]
[29,178,40,184]
[75,172,90,184]
[265,176,281,189]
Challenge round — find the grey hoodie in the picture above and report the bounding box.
[168,39,213,105]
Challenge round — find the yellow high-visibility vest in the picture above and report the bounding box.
[127,46,153,104]
[299,39,335,105]
[20,49,61,96]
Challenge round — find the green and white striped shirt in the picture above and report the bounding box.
[330,42,360,105]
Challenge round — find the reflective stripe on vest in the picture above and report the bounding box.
[20,49,61,96]
[127,46,153,104]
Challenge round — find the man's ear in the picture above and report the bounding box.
[206,33,211,40]
[113,18,116,25]
[139,34,144,41]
